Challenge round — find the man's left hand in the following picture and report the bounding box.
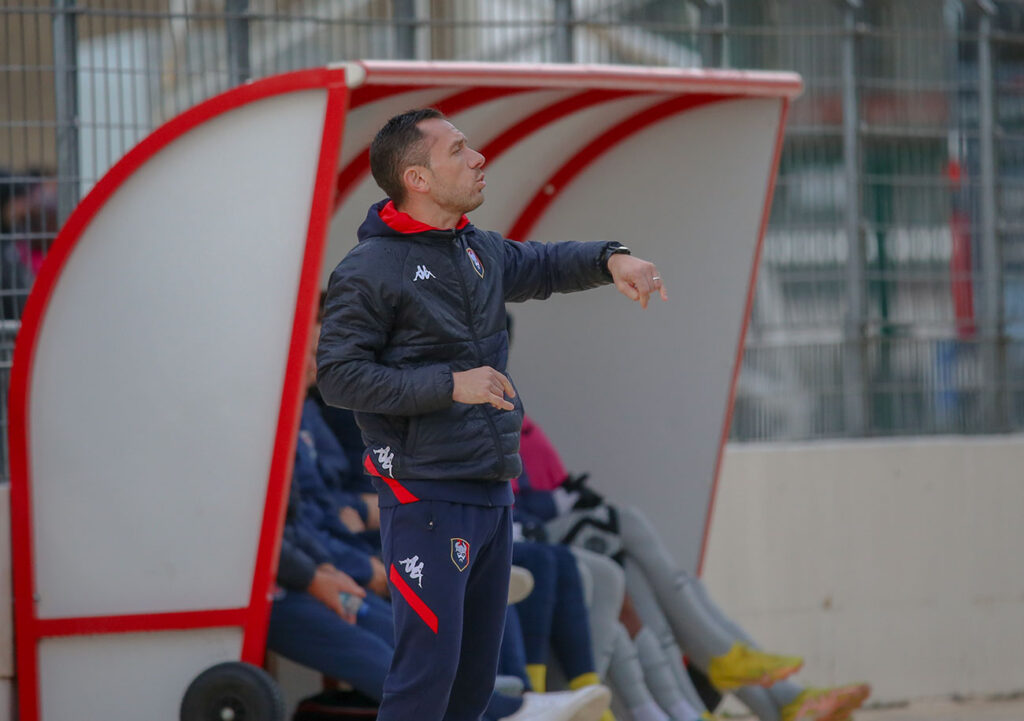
[607,254,668,309]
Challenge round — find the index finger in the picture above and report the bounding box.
[497,371,516,398]
[488,392,515,411]
[636,277,653,309]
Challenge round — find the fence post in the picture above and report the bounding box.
[226,0,251,86]
[698,0,726,68]
[553,0,574,63]
[977,0,1006,430]
[841,0,867,435]
[394,0,417,60]
[52,0,79,226]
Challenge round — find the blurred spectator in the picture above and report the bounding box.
[0,168,57,321]
[511,539,600,696]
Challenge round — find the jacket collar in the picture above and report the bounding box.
[379,200,470,234]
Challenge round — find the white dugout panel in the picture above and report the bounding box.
[30,91,327,619]
[38,629,244,720]
[514,98,783,573]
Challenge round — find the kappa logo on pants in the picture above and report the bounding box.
[450,537,471,572]
[399,555,425,587]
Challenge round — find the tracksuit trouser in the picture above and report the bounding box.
[266,591,395,700]
[512,541,596,682]
[498,605,531,686]
[377,500,513,721]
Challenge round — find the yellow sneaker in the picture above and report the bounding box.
[700,712,721,721]
[526,664,547,694]
[781,684,872,721]
[707,642,803,691]
[781,688,840,721]
[826,683,871,721]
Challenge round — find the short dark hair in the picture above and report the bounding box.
[369,108,445,206]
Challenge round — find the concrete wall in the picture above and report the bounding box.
[701,435,1024,705]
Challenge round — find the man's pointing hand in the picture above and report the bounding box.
[608,253,668,309]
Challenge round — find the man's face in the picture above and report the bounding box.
[417,118,486,215]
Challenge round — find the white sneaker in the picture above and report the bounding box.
[494,674,526,697]
[501,687,611,721]
[508,565,535,604]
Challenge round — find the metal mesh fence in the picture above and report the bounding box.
[2,1,1024,479]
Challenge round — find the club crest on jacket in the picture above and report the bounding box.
[466,247,485,278]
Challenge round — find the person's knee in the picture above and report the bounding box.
[616,505,648,537]
[549,543,576,569]
[550,545,586,589]
[573,548,625,607]
[513,542,558,586]
[573,554,595,606]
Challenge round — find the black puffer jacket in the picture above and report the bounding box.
[317,199,615,484]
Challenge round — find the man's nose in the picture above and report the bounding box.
[470,148,485,168]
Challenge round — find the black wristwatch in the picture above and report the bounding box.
[599,242,631,277]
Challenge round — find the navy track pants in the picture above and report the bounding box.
[377,501,513,721]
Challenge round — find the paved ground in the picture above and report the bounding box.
[855,698,1024,721]
[728,698,1024,721]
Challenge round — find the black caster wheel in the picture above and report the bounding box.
[181,661,285,721]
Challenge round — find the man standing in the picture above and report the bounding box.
[318,108,667,721]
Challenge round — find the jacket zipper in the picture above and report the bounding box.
[450,231,506,480]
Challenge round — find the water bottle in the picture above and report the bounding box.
[339,591,368,619]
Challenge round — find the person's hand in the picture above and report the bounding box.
[452,366,516,410]
[339,506,366,533]
[361,492,381,530]
[619,592,644,638]
[368,556,390,598]
[607,253,668,309]
[307,563,366,623]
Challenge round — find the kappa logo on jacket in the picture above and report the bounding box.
[413,265,435,281]
[399,555,425,587]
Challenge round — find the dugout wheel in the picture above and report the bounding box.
[180,661,285,721]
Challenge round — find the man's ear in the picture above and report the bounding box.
[402,165,429,197]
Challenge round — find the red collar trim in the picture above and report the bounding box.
[379,200,469,233]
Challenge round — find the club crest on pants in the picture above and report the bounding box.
[450,537,470,572]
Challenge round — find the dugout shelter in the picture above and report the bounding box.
[9,60,800,720]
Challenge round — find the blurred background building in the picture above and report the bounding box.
[3,0,1024,466]
[6,2,1024,710]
